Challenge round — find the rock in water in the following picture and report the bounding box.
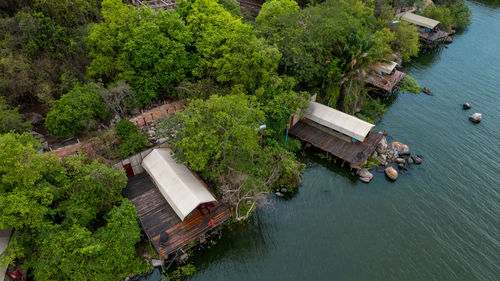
[385,166,398,181]
[463,103,471,110]
[275,192,284,197]
[469,113,482,123]
[407,157,414,165]
[359,168,374,183]
[412,155,422,164]
[376,154,387,166]
[423,88,434,96]
[376,136,388,154]
[398,163,405,169]
[391,142,410,155]
[395,158,405,164]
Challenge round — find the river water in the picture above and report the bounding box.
[187,1,500,280]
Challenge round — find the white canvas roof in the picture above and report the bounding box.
[401,12,440,29]
[371,61,398,74]
[142,148,216,221]
[303,101,374,141]
[0,229,12,281]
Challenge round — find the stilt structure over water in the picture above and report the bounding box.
[364,61,406,95]
[123,148,231,260]
[289,100,383,169]
[398,12,450,48]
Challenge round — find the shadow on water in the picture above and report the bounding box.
[297,146,359,184]
[188,211,271,268]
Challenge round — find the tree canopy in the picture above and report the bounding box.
[0,132,148,279]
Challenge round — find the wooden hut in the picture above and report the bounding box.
[123,148,231,259]
[288,101,383,169]
[399,12,449,47]
[364,61,406,95]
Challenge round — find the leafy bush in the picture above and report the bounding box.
[45,83,109,138]
[0,97,32,134]
[357,98,387,124]
[423,2,471,31]
[115,119,139,140]
[114,120,149,157]
[399,75,422,94]
[169,264,196,281]
[120,132,150,157]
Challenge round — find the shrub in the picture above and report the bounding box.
[114,120,149,157]
[45,83,109,138]
[120,132,149,157]
[399,75,422,94]
[115,119,139,140]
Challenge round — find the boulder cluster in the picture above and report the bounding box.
[360,136,422,183]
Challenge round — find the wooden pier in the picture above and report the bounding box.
[365,70,406,94]
[123,173,232,257]
[289,119,383,169]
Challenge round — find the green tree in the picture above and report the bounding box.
[32,0,101,27]
[0,133,65,230]
[0,97,32,134]
[173,93,265,179]
[28,200,148,281]
[45,83,109,138]
[0,133,148,279]
[186,0,281,92]
[389,21,419,62]
[114,120,149,157]
[59,155,127,226]
[87,0,139,81]
[124,9,195,104]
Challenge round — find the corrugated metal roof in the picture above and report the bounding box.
[142,148,216,221]
[303,101,375,142]
[401,12,440,29]
[0,229,12,281]
[371,61,398,75]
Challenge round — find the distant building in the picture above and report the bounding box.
[399,12,449,44]
[289,100,383,169]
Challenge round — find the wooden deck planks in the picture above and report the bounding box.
[289,119,383,168]
[123,173,232,257]
[365,70,406,93]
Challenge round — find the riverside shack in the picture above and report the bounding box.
[399,12,449,46]
[289,100,383,169]
[364,61,406,95]
[123,148,231,260]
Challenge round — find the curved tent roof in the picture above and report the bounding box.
[401,12,440,29]
[142,148,216,221]
[371,61,398,75]
[303,101,374,142]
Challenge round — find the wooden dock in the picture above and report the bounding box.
[365,70,406,94]
[289,119,383,168]
[123,173,232,257]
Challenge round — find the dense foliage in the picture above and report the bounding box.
[423,1,472,31]
[0,132,149,279]
[0,0,473,278]
[114,119,149,157]
[0,97,32,134]
[45,83,109,138]
[157,94,304,221]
